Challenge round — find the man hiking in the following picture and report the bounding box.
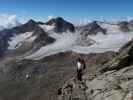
[76,58,86,81]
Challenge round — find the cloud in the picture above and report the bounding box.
[73,19,92,26]
[0,14,20,30]
[127,16,133,22]
[48,15,55,20]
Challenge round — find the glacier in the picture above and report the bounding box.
[8,32,36,50]
[25,23,133,60]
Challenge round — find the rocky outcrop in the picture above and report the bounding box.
[32,25,55,49]
[100,38,133,73]
[78,21,106,36]
[59,65,133,100]
[118,21,130,32]
[129,20,133,31]
[118,20,133,32]
[58,39,133,100]
[45,17,75,33]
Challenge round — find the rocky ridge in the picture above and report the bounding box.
[58,39,133,100]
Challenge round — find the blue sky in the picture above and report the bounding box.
[0,0,133,22]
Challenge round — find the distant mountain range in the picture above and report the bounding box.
[0,17,133,56]
[0,17,133,100]
[0,17,133,58]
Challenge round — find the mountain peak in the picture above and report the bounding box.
[55,17,64,21]
[49,17,64,20]
[26,19,37,25]
[45,17,75,33]
[46,17,64,25]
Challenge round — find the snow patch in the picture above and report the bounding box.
[48,15,55,20]
[98,22,120,33]
[39,24,55,32]
[8,32,36,49]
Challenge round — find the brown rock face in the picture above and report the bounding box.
[0,50,116,100]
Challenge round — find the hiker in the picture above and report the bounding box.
[25,73,30,80]
[76,58,86,81]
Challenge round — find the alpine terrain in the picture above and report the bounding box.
[0,17,133,100]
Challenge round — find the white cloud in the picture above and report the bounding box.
[48,15,55,20]
[127,16,133,22]
[74,19,92,26]
[0,14,20,30]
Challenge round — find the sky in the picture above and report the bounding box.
[0,0,133,22]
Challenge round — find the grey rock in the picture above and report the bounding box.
[78,21,106,36]
[45,17,75,33]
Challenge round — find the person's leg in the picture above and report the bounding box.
[77,70,79,80]
[77,69,82,81]
[79,70,82,81]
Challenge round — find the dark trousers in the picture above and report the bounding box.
[77,69,83,81]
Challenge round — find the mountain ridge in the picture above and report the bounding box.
[0,17,133,100]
